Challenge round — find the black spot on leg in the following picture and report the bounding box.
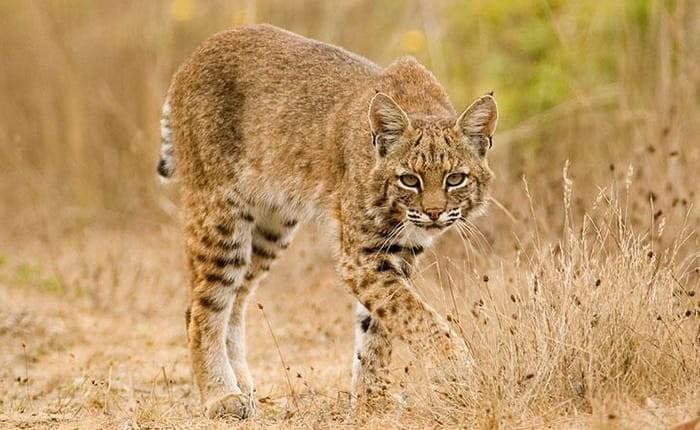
[215,224,231,236]
[157,158,170,177]
[216,240,241,252]
[376,307,386,318]
[241,212,255,223]
[205,273,224,283]
[185,307,191,330]
[204,273,235,286]
[360,315,372,332]
[213,256,246,268]
[202,234,240,251]
[252,244,276,259]
[283,219,298,228]
[198,295,227,313]
[255,226,281,243]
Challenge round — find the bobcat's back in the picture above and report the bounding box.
[158,24,381,201]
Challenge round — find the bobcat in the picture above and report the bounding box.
[158,24,497,419]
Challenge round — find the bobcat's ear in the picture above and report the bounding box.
[368,93,411,157]
[455,94,498,157]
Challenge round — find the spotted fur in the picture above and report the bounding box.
[159,24,497,418]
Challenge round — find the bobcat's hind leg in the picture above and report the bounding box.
[184,189,254,419]
[225,204,299,414]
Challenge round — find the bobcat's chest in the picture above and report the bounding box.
[395,223,436,250]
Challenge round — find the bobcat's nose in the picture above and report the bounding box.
[424,208,443,221]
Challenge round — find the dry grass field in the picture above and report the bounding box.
[1,1,699,428]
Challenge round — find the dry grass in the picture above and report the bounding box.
[1,1,699,429]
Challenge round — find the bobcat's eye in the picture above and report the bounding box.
[399,174,421,190]
[445,173,467,189]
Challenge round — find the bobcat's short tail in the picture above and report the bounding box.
[157,96,176,182]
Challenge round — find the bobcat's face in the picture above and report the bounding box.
[368,93,497,234]
[389,124,493,231]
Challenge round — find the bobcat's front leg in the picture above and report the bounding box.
[351,301,393,405]
[341,248,466,404]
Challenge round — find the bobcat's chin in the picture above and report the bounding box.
[398,221,449,248]
[408,220,452,231]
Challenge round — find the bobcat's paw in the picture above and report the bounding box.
[352,381,394,412]
[205,392,254,419]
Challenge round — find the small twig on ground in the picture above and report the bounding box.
[21,342,29,383]
[162,366,173,402]
[21,341,30,404]
[257,303,300,413]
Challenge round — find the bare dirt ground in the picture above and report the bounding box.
[1,212,699,429]
[0,222,366,429]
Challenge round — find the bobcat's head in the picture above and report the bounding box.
[368,92,497,239]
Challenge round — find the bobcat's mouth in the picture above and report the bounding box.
[408,219,457,230]
[424,222,447,230]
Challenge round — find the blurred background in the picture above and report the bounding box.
[1,1,699,428]
[1,0,697,224]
